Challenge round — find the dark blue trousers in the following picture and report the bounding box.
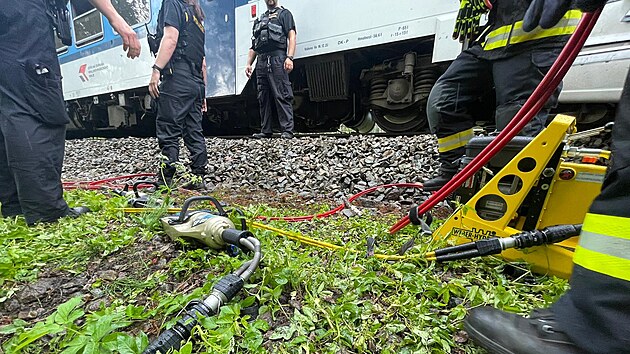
[0,59,70,224]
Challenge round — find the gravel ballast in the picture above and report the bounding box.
[64,135,440,206]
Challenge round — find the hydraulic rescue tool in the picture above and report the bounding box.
[415,115,609,279]
[142,196,261,354]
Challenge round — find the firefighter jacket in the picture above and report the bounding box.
[479,0,581,59]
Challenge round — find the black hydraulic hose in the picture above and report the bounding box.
[431,224,582,262]
[142,233,262,354]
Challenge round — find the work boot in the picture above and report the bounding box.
[281,131,294,139]
[252,132,272,139]
[182,175,207,191]
[67,206,91,218]
[422,171,456,191]
[464,307,584,354]
[155,171,174,189]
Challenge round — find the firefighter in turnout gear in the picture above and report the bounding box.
[245,0,297,139]
[149,0,209,190]
[464,1,630,353]
[423,0,580,190]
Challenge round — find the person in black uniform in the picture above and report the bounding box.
[464,1,630,353]
[149,0,208,190]
[245,0,297,139]
[0,0,140,225]
[423,0,580,191]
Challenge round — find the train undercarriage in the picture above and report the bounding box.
[65,36,617,138]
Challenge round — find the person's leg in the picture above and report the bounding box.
[0,109,22,218]
[550,69,630,353]
[424,47,493,190]
[0,61,70,224]
[254,57,274,137]
[182,79,208,189]
[2,112,69,224]
[155,75,185,185]
[268,56,294,137]
[493,49,562,136]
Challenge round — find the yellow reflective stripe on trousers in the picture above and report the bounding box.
[573,213,630,282]
[582,213,630,240]
[437,129,474,153]
[484,10,582,51]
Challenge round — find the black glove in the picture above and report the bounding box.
[452,0,492,42]
[523,0,572,32]
[574,0,607,12]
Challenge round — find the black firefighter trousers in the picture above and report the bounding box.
[256,54,294,134]
[156,62,208,178]
[427,46,562,174]
[551,70,630,354]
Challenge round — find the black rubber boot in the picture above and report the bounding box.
[66,206,91,218]
[423,158,460,191]
[422,171,456,191]
[155,168,175,189]
[182,175,207,191]
[464,307,584,354]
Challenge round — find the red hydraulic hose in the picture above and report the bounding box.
[389,9,603,234]
[256,183,424,222]
[63,173,155,190]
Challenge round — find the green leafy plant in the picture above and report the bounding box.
[0,190,569,353]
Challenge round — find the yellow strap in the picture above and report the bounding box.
[438,129,474,153]
[582,213,630,240]
[573,245,630,282]
[483,10,582,51]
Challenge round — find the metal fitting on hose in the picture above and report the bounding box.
[142,300,215,354]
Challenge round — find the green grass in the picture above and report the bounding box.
[0,190,569,353]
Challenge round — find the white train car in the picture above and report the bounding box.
[57,0,630,134]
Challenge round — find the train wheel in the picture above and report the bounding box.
[372,106,429,133]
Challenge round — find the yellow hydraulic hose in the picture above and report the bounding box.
[120,208,430,262]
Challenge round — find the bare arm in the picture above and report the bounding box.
[287,29,296,58]
[202,57,207,86]
[284,29,296,73]
[245,48,257,78]
[202,57,207,112]
[149,26,179,98]
[154,26,179,69]
[89,0,140,58]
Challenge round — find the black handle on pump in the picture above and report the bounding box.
[177,196,227,223]
[132,180,160,197]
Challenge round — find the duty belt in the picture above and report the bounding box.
[258,49,287,59]
[483,9,582,51]
[170,59,203,78]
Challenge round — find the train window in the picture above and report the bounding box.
[71,0,104,46]
[111,0,151,28]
